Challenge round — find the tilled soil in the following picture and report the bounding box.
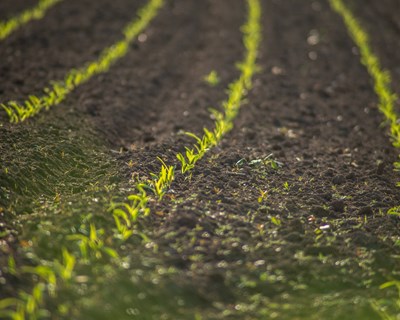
[0,0,399,319]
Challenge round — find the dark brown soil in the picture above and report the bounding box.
[1,0,400,319]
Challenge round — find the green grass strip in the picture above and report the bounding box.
[1,0,164,123]
[0,1,261,318]
[329,0,400,148]
[0,0,62,41]
[330,1,400,318]
[177,0,261,173]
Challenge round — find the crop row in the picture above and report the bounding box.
[330,0,400,317]
[1,0,164,123]
[0,0,262,318]
[0,0,62,41]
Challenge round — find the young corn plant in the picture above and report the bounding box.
[148,157,175,199]
[1,0,164,123]
[67,224,118,260]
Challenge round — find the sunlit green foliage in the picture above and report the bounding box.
[204,70,220,86]
[0,0,62,41]
[1,0,164,123]
[148,157,175,199]
[177,0,261,173]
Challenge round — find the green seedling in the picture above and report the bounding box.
[249,154,283,169]
[258,189,268,203]
[204,70,220,86]
[67,224,118,260]
[270,216,281,226]
[387,206,400,217]
[1,0,164,123]
[330,0,400,187]
[283,181,290,191]
[149,157,175,199]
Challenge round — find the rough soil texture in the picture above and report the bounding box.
[0,0,400,319]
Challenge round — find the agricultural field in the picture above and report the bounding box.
[0,0,400,319]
